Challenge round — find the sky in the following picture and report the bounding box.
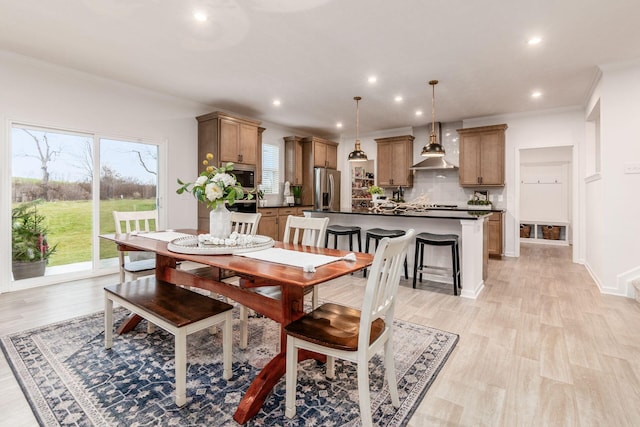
[11,127,158,184]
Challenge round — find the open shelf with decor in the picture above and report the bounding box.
[520,221,570,246]
[351,160,375,211]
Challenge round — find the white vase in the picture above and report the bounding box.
[209,202,231,239]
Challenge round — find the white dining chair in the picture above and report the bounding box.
[112,210,158,283]
[230,211,262,235]
[284,229,415,426]
[282,215,329,308]
[226,212,262,347]
[282,215,329,248]
[237,215,329,350]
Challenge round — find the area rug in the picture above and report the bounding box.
[1,306,458,426]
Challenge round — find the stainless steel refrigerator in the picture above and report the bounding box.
[314,168,341,211]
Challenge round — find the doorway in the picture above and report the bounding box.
[518,146,573,251]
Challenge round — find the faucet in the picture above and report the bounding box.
[392,186,404,202]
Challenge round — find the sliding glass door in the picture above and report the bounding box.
[10,124,159,284]
[98,139,158,268]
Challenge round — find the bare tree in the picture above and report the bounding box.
[71,139,94,182]
[131,148,157,176]
[22,129,61,200]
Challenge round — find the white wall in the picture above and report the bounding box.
[590,60,640,296]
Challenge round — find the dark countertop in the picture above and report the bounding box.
[305,209,493,221]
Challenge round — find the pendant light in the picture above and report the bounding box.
[347,96,368,162]
[421,80,445,158]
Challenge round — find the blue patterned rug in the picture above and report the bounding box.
[1,305,458,426]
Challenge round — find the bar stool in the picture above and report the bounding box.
[413,232,461,295]
[363,228,408,279]
[325,225,362,251]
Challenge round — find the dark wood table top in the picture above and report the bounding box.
[100,229,373,287]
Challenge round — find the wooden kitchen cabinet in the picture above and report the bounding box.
[375,135,414,187]
[257,206,311,241]
[303,136,338,169]
[458,124,507,187]
[487,211,503,258]
[284,136,304,186]
[257,208,278,241]
[256,127,265,185]
[197,111,262,167]
[196,112,262,227]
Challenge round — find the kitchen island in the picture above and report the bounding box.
[305,209,491,299]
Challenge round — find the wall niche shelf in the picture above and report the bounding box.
[520,221,570,246]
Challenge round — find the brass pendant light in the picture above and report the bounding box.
[347,96,368,162]
[421,80,445,158]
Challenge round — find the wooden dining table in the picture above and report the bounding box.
[100,229,373,424]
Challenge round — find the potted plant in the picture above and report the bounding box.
[291,185,303,205]
[11,200,57,280]
[467,197,493,210]
[367,185,385,201]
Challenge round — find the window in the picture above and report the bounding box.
[261,143,280,194]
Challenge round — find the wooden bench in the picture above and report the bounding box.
[104,277,234,407]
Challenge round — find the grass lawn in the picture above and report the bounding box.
[21,199,156,266]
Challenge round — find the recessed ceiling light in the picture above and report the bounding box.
[531,91,542,98]
[336,122,343,128]
[193,11,208,22]
[415,110,423,116]
[368,76,377,84]
[528,36,542,45]
[272,99,281,106]
[394,96,403,102]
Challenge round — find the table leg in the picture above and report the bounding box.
[233,348,325,424]
[233,284,323,424]
[116,313,143,334]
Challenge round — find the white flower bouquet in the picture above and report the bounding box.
[176,153,253,209]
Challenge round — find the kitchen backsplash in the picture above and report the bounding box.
[401,169,505,208]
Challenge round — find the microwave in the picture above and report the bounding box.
[232,164,255,190]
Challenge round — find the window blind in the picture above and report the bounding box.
[262,144,279,194]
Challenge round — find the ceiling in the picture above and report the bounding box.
[1,0,639,136]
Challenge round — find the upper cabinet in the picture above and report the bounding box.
[457,124,507,187]
[303,136,338,169]
[256,127,265,185]
[284,136,304,186]
[196,111,262,167]
[375,135,414,187]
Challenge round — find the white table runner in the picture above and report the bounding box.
[238,248,342,269]
[136,231,193,242]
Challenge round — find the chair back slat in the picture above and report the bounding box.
[113,210,158,234]
[230,212,262,236]
[358,229,414,350]
[282,216,329,247]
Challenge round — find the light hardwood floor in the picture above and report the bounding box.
[2,243,640,426]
